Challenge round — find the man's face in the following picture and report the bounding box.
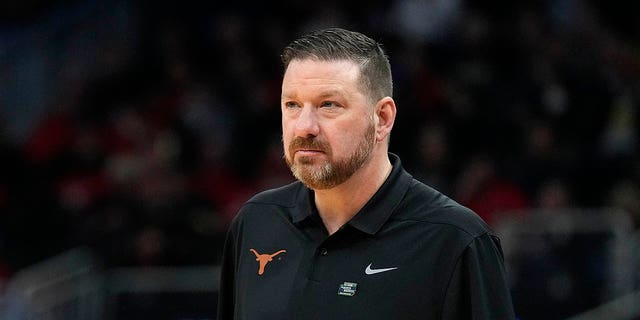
[281,59,376,190]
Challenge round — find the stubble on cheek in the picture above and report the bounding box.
[282,123,375,190]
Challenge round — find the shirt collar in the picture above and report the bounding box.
[291,153,413,235]
[291,183,316,224]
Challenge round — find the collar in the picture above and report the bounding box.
[291,153,414,235]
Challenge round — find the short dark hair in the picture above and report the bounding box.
[281,28,393,102]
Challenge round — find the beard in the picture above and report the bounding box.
[284,123,376,190]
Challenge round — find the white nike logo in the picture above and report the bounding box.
[365,263,398,275]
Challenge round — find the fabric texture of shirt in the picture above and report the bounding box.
[217,153,516,319]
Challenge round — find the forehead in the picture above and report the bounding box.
[282,59,363,96]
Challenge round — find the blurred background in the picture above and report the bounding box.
[0,0,638,319]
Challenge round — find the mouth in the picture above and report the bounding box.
[287,136,329,159]
[294,149,325,156]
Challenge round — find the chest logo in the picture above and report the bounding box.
[338,282,358,297]
[365,263,398,275]
[249,249,287,275]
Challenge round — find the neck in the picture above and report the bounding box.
[313,150,392,235]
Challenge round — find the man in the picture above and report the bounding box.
[217,28,515,319]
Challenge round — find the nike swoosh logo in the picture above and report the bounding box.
[365,263,398,275]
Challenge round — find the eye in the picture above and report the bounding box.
[284,101,300,109]
[320,101,339,108]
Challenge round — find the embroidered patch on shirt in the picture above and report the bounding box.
[338,282,358,296]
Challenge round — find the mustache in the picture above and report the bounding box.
[288,136,330,153]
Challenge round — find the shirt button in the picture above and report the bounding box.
[320,248,328,256]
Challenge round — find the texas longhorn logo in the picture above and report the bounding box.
[249,249,287,275]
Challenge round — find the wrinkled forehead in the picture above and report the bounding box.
[282,59,366,96]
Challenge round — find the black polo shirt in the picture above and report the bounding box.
[218,153,515,320]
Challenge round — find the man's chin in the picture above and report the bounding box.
[295,173,335,190]
[295,156,320,165]
[291,162,322,176]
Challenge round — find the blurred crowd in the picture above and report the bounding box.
[0,0,638,308]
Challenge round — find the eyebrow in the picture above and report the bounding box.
[317,90,345,99]
[281,89,346,100]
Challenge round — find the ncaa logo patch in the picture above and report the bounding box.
[338,281,358,296]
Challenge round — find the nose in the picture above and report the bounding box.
[294,105,319,138]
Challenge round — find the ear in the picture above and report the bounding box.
[374,97,396,143]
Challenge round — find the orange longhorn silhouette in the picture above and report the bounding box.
[250,249,287,275]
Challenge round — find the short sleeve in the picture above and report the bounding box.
[441,233,516,320]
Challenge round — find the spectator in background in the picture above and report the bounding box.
[608,180,640,229]
[454,155,529,226]
[413,123,452,195]
[536,178,572,210]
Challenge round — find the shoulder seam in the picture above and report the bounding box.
[388,218,490,238]
[244,199,296,209]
